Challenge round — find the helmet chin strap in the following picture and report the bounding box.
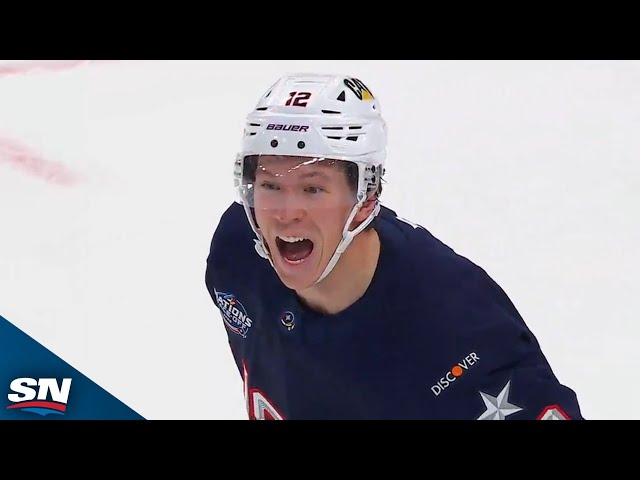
[313,200,379,285]
[314,161,380,285]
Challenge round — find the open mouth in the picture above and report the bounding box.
[275,236,314,264]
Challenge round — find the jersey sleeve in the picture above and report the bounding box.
[474,273,583,420]
[204,201,254,377]
[428,316,584,420]
[418,254,584,420]
[461,340,583,420]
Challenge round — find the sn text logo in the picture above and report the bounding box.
[6,377,72,416]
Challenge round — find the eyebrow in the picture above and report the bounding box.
[259,168,331,181]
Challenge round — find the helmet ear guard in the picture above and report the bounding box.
[233,73,388,284]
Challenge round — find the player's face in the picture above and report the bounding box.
[252,155,357,290]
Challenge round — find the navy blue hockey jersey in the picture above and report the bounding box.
[205,201,583,420]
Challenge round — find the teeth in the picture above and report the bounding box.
[279,236,307,243]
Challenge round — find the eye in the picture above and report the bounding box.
[304,185,325,194]
[259,182,279,191]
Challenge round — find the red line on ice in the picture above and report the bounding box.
[0,60,118,77]
[0,135,80,186]
[0,60,122,184]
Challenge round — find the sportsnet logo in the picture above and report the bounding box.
[6,378,72,416]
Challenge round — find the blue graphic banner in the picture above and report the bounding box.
[0,314,144,420]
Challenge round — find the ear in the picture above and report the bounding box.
[350,196,378,229]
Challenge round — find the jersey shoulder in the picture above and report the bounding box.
[381,206,543,347]
[376,204,512,324]
[375,206,584,419]
[375,204,530,358]
[207,201,256,264]
[204,201,285,368]
[204,201,277,319]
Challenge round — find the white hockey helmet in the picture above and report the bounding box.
[234,73,387,284]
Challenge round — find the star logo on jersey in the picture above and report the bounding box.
[476,380,523,420]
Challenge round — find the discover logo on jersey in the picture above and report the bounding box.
[431,352,480,396]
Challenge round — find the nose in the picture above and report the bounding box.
[272,192,305,224]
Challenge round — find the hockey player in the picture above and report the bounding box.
[205,73,583,420]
